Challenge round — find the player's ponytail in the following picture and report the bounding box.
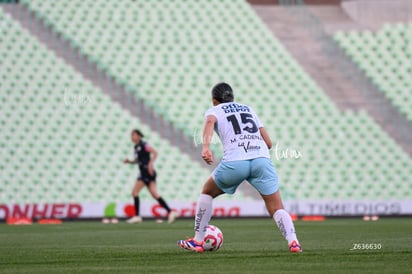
[212,82,234,103]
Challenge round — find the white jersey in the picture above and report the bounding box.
[204,102,270,162]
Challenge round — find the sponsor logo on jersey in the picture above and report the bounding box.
[221,103,250,113]
[238,141,261,153]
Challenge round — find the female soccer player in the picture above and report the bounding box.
[178,83,301,252]
[124,129,178,224]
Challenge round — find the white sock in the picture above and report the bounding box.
[194,194,213,242]
[273,209,298,244]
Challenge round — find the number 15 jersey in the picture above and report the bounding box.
[204,102,270,162]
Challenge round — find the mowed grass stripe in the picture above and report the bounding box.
[0,218,411,273]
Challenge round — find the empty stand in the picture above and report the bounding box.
[2,1,412,202]
[0,7,215,203]
[334,24,412,121]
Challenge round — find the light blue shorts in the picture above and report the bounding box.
[212,157,279,195]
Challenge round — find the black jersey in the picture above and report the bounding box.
[134,141,151,171]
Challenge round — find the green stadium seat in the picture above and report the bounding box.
[0,7,213,203]
[3,2,412,202]
[334,24,412,122]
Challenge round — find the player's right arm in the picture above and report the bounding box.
[123,158,137,164]
[259,127,272,149]
[201,114,217,165]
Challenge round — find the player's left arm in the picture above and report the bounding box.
[252,109,272,150]
[146,145,157,175]
[259,127,272,149]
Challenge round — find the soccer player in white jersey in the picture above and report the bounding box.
[178,83,302,253]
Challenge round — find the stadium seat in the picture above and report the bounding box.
[0,7,213,203]
[334,24,412,121]
[3,2,412,202]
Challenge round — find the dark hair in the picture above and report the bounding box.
[132,129,144,138]
[211,82,234,103]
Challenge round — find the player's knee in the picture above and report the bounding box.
[201,189,221,198]
[273,207,284,214]
[267,205,284,217]
[150,191,159,199]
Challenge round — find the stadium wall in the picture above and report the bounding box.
[1,201,412,220]
[341,0,412,27]
[247,0,341,5]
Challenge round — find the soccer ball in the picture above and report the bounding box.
[203,225,223,251]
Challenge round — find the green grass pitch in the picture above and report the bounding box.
[0,218,411,273]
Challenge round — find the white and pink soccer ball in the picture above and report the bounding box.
[203,225,223,251]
